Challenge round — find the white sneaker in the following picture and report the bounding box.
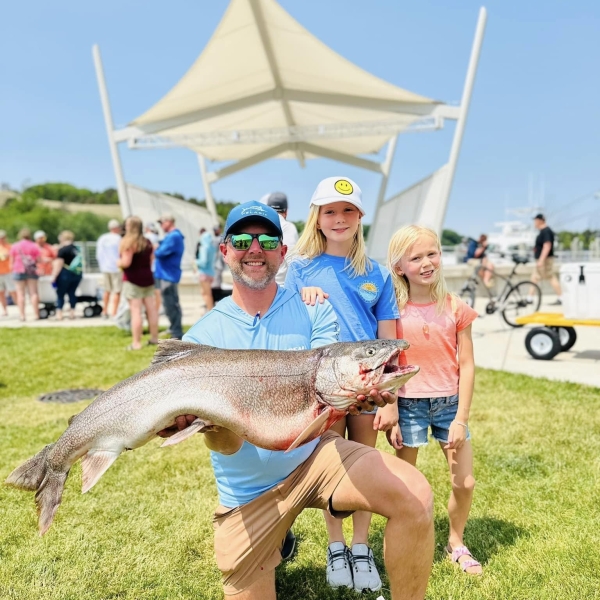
[326,542,354,589]
[351,544,382,592]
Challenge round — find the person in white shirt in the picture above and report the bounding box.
[96,219,122,318]
[264,192,299,285]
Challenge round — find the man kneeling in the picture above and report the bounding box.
[159,202,434,600]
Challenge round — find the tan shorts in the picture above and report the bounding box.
[533,257,555,280]
[213,431,376,595]
[0,273,15,292]
[122,280,154,300]
[102,272,123,293]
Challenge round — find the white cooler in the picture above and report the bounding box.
[560,263,600,319]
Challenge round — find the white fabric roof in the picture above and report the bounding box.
[131,0,439,162]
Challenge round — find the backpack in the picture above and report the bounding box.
[463,239,479,262]
[67,251,83,276]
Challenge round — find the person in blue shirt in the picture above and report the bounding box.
[285,176,399,592]
[155,213,185,339]
[158,201,433,600]
[195,227,217,311]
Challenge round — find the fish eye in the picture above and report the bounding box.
[366,348,376,356]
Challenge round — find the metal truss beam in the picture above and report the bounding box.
[127,116,441,150]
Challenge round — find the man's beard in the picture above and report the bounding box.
[228,259,279,290]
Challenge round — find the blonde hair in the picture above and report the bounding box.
[120,216,147,254]
[58,230,75,243]
[387,225,455,315]
[293,205,370,276]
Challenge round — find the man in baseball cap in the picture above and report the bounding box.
[262,193,299,285]
[224,200,283,238]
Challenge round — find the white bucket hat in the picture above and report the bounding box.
[310,176,365,216]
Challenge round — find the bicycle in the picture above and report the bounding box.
[458,254,542,327]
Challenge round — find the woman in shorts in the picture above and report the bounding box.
[10,228,41,321]
[117,216,159,350]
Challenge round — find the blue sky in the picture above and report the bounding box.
[1,0,599,236]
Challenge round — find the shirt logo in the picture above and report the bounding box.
[358,281,379,303]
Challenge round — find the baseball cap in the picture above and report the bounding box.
[533,213,545,221]
[224,201,283,238]
[33,230,46,240]
[146,222,158,234]
[158,213,175,223]
[108,219,121,230]
[266,192,288,213]
[310,177,365,216]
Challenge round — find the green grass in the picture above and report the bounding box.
[1,328,600,599]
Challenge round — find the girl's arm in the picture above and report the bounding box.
[373,319,399,432]
[117,247,134,270]
[445,323,475,450]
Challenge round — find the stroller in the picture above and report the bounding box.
[38,275,103,319]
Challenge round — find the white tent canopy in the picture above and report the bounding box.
[94,0,486,250]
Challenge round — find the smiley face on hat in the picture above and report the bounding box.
[334,179,353,195]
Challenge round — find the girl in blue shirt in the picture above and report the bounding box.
[285,176,399,593]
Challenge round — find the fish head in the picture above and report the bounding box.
[315,340,419,410]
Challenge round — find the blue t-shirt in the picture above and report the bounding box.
[183,287,339,507]
[154,229,184,283]
[196,231,216,277]
[285,254,399,342]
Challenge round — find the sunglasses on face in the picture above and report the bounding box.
[227,233,281,251]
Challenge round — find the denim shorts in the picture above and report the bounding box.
[398,394,471,447]
[13,273,39,281]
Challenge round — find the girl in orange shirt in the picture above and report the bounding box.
[387,225,482,575]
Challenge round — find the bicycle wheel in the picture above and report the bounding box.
[459,284,476,309]
[501,281,542,327]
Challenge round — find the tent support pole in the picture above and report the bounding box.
[197,154,218,221]
[92,44,131,218]
[368,134,398,254]
[438,6,487,228]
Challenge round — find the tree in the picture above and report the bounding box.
[0,197,109,243]
[441,229,463,246]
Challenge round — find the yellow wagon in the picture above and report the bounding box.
[515,312,600,360]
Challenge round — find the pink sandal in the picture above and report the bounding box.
[446,545,482,575]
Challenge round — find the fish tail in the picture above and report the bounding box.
[5,443,56,491]
[5,443,68,536]
[35,469,69,536]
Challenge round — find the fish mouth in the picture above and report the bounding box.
[366,349,419,391]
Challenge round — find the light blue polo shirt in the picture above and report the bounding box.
[285,254,399,342]
[183,286,339,507]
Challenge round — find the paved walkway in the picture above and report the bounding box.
[2,292,599,389]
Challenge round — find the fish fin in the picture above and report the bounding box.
[160,418,210,447]
[5,443,55,491]
[286,409,333,453]
[81,450,120,494]
[35,469,68,536]
[151,340,213,366]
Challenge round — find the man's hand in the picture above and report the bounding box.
[157,414,213,438]
[347,389,396,415]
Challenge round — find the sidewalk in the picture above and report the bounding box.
[2,293,599,389]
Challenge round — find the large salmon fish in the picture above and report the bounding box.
[6,339,418,535]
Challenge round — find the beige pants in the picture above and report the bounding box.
[213,431,376,595]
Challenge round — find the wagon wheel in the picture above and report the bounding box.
[524,327,561,360]
[552,326,577,352]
